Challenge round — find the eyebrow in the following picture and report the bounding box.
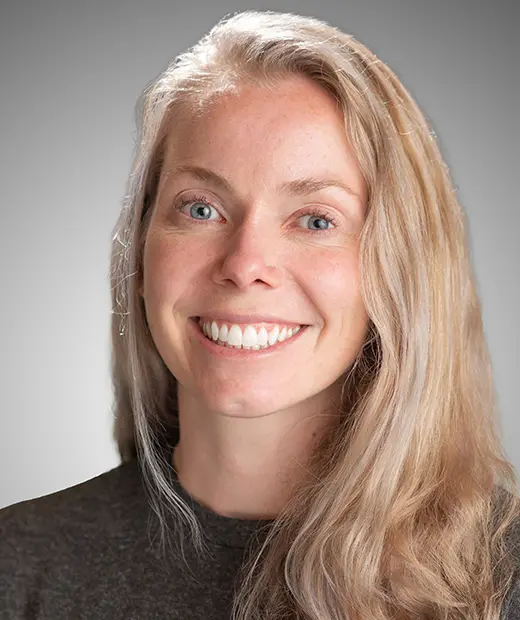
[165,164,362,200]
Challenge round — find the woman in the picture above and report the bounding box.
[1,9,519,620]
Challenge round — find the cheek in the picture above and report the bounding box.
[143,232,210,301]
[302,249,363,315]
[302,250,368,362]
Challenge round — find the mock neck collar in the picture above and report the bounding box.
[144,422,275,550]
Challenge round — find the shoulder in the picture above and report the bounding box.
[0,459,149,617]
[0,459,145,575]
[1,458,143,533]
[504,564,520,620]
[499,490,520,619]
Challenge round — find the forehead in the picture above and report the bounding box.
[160,77,366,201]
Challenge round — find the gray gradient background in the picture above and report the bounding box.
[0,0,518,509]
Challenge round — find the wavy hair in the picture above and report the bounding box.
[109,10,519,619]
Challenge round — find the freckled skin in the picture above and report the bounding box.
[141,76,369,420]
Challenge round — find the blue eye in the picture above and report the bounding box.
[299,212,335,231]
[189,203,213,219]
[175,196,339,234]
[296,207,338,233]
[178,197,220,221]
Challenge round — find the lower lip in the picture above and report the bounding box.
[188,317,309,358]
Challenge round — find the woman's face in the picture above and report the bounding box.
[142,76,369,418]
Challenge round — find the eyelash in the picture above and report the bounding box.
[176,195,340,234]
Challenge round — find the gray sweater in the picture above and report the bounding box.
[1,455,519,619]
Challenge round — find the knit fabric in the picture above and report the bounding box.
[1,443,519,619]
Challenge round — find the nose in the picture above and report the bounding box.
[212,216,283,290]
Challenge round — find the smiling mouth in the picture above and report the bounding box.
[192,316,308,351]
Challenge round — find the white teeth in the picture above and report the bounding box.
[199,318,304,350]
[257,326,268,346]
[218,323,228,342]
[242,325,258,349]
[227,324,242,347]
[268,325,279,346]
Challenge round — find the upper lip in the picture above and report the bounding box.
[193,313,308,327]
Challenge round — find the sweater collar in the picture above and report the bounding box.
[149,423,275,550]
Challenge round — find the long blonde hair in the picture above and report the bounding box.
[109,10,519,619]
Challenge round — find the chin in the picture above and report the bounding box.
[198,386,291,419]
